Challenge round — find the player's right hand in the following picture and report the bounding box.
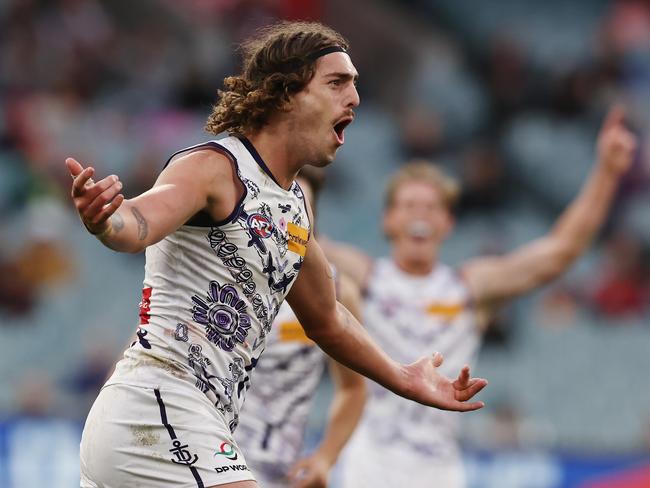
[65,157,124,234]
[596,106,637,176]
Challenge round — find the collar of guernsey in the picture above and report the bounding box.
[108,135,312,433]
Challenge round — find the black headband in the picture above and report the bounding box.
[307,46,348,61]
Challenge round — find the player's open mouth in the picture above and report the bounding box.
[333,116,353,145]
[407,221,433,240]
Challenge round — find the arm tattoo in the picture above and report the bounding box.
[111,213,125,233]
[131,206,148,241]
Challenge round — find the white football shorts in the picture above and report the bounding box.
[80,383,256,487]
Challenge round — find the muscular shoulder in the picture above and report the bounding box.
[165,147,235,185]
[160,147,243,222]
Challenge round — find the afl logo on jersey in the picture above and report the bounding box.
[247,213,274,238]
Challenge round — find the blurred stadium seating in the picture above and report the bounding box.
[0,0,648,486]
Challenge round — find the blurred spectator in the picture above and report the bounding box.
[534,283,582,329]
[550,66,599,119]
[65,341,118,417]
[601,0,650,57]
[398,106,446,159]
[479,34,536,128]
[0,175,75,318]
[0,256,36,317]
[457,140,510,214]
[587,230,650,318]
[14,372,56,417]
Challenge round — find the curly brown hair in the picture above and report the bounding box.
[205,21,349,136]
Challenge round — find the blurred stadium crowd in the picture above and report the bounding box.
[0,0,649,484]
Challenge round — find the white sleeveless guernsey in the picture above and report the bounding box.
[105,135,311,433]
[339,258,480,488]
[235,300,327,486]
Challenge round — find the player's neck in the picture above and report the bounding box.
[245,129,299,190]
[392,249,438,276]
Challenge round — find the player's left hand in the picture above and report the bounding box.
[403,352,487,412]
[596,106,637,175]
[287,453,330,488]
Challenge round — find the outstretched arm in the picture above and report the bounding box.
[287,274,367,488]
[286,236,487,412]
[65,149,240,253]
[461,106,637,312]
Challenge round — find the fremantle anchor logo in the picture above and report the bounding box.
[170,440,198,466]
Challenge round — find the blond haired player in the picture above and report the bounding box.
[66,22,487,488]
[327,108,636,488]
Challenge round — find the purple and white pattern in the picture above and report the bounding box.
[192,281,252,351]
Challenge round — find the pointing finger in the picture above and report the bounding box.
[602,105,625,132]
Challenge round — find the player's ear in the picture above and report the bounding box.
[281,86,305,114]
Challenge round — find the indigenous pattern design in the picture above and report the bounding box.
[207,228,273,334]
[192,281,252,352]
[108,136,311,435]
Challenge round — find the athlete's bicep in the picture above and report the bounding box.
[286,237,339,336]
[119,149,239,248]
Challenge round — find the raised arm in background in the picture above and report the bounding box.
[460,107,637,317]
